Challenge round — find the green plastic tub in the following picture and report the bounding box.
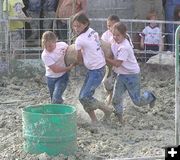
[22,104,77,156]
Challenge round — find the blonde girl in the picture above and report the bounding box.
[41,31,74,104]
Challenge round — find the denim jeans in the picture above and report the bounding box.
[47,73,69,104]
[56,20,68,42]
[112,73,155,114]
[79,66,105,112]
[43,11,56,31]
[26,11,40,39]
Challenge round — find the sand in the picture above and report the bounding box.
[0,63,175,160]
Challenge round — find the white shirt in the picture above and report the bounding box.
[111,39,140,74]
[75,28,106,70]
[41,42,68,78]
[139,25,161,45]
[101,30,134,47]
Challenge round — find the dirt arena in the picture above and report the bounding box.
[0,63,175,160]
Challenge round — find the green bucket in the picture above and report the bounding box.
[22,104,77,156]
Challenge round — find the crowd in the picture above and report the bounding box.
[3,0,180,52]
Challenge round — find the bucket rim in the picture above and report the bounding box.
[21,103,76,115]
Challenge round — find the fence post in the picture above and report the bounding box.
[175,25,180,145]
[0,0,3,50]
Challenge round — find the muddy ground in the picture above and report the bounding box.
[0,63,175,160]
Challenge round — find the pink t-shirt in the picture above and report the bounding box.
[75,28,106,70]
[41,42,68,78]
[111,39,140,74]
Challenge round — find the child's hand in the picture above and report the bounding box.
[25,17,32,23]
[67,63,75,70]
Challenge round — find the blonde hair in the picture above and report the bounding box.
[41,31,57,49]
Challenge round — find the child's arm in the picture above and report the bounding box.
[140,37,144,50]
[48,63,75,73]
[80,0,87,14]
[139,28,146,50]
[105,57,123,67]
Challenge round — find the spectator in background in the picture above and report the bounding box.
[3,0,30,53]
[139,10,164,61]
[55,0,87,42]
[43,0,58,33]
[173,5,180,31]
[26,0,41,39]
[164,0,180,51]
[173,5,180,52]
[27,0,58,40]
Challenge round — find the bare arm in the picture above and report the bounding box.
[80,0,87,14]
[140,37,144,50]
[55,0,63,17]
[49,63,75,73]
[106,57,123,67]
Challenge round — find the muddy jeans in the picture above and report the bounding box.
[27,11,56,39]
[112,73,155,114]
[47,73,69,104]
[79,66,105,112]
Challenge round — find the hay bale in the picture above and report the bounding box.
[64,40,113,66]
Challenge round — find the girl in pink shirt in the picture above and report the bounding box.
[106,22,156,123]
[101,15,133,105]
[41,31,75,104]
[72,13,112,124]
